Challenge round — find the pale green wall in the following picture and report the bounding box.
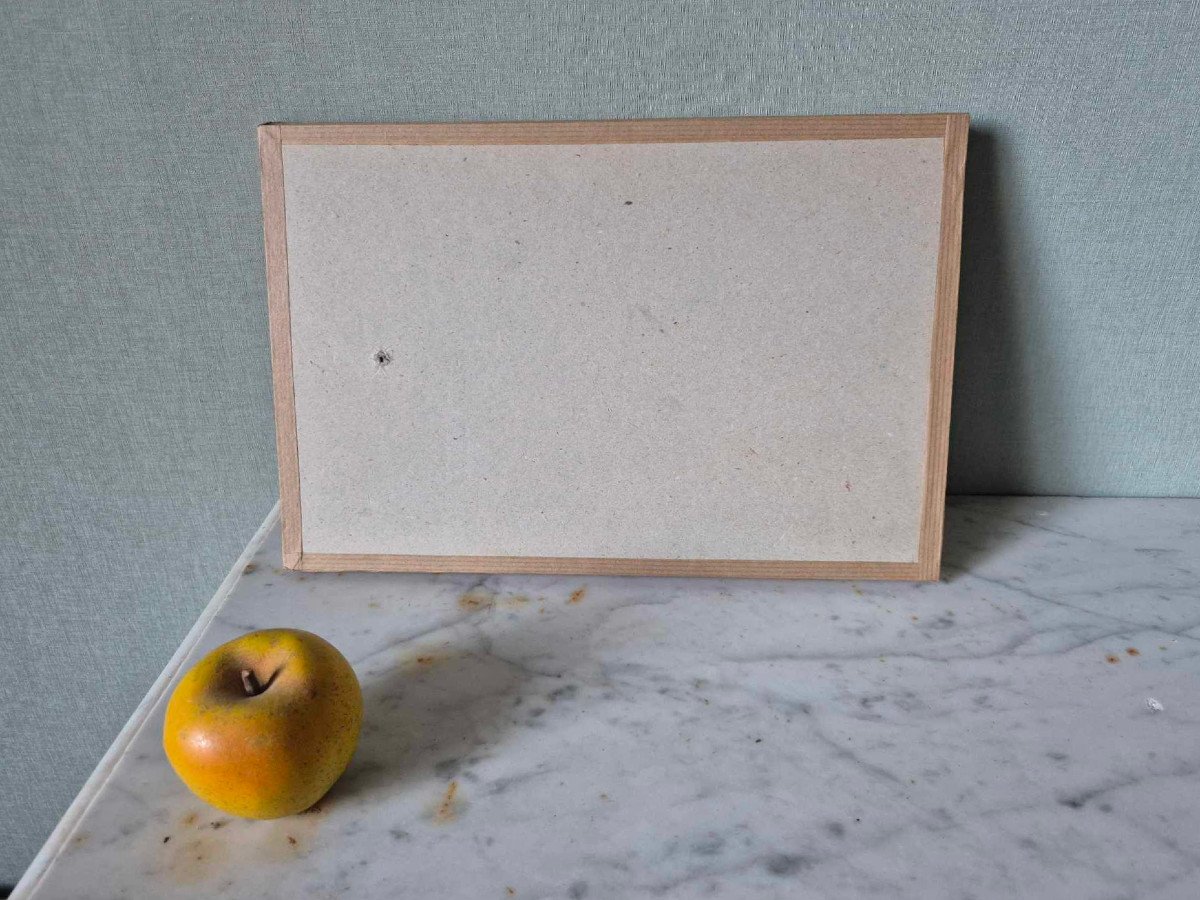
[2,0,1197,886]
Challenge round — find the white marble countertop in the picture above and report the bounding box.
[15,498,1200,899]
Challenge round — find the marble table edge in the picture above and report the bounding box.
[10,504,282,900]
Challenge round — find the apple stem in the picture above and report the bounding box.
[241,669,261,696]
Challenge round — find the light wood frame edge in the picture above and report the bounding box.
[915,113,970,581]
[276,114,950,145]
[258,124,304,568]
[296,554,924,580]
[261,114,968,581]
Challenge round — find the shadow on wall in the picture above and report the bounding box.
[948,127,1049,495]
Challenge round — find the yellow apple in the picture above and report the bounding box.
[163,628,362,819]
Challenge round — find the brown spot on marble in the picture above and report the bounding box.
[166,835,227,884]
[434,780,461,824]
[568,587,587,605]
[258,813,320,862]
[242,562,258,574]
[459,590,495,612]
[404,642,453,671]
[181,812,199,827]
[1106,654,1120,664]
[1126,647,1140,656]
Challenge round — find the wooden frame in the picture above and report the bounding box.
[258,115,968,580]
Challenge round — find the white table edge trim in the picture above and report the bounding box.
[11,503,281,899]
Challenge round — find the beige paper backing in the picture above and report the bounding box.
[281,137,945,562]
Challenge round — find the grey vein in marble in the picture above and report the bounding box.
[16,498,1200,899]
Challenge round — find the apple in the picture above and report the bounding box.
[163,628,362,819]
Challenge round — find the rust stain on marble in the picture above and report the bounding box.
[405,642,452,671]
[412,651,447,670]
[259,812,321,862]
[459,590,495,612]
[434,780,462,824]
[166,834,227,884]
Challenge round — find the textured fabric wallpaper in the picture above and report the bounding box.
[1,0,1197,885]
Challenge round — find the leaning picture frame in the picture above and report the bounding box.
[258,115,968,579]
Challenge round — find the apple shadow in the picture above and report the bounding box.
[319,637,530,808]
